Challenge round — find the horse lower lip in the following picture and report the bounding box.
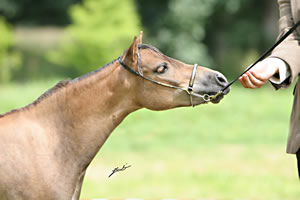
[211,94,224,103]
[223,87,230,95]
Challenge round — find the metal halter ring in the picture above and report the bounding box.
[203,94,210,102]
[118,46,216,106]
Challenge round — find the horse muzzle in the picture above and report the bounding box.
[192,70,230,105]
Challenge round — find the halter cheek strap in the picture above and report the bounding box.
[118,56,210,107]
[188,64,199,107]
[188,64,198,92]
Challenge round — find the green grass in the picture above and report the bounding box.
[0,80,299,200]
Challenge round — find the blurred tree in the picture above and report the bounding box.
[204,0,278,77]
[136,0,278,78]
[0,0,82,26]
[48,0,141,75]
[0,17,21,82]
[137,0,218,66]
[0,0,278,81]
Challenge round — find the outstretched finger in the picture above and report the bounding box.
[243,74,258,89]
[239,76,248,88]
[247,72,265,88]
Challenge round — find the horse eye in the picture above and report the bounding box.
[155,63,168,74]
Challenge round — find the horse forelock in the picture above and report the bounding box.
[139,44,177,67]
[139,44,163,55]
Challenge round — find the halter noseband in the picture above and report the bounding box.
[118,46,217,107]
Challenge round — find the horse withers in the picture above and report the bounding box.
[0,32,229,200]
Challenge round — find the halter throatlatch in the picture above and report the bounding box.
[118,46,217,107]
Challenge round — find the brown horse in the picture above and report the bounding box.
[0,33,229,200]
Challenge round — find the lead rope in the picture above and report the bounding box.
[210,20,300,101]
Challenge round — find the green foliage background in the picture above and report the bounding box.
[0,0,278,80]
[140,0,219,66]
[0,0,81,25]
[0,17,21,82]
[136,0,276,77]
[48,0,141,75]
[0,0,298,199]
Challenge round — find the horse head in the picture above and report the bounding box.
[120,32,230,110]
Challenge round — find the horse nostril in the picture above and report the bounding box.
[215,73,228,85]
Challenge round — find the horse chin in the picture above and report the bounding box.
[189,98,209,107]
[210,94,224,104]
[210,87,230,104]
[191,92,225,106]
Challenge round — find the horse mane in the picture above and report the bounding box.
[72,59,118,83]
[0,59,119,119]
[0,44,164,119]
[0,80,72,118]
[32,79,72,106]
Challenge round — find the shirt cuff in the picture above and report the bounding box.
[267,57,291,84]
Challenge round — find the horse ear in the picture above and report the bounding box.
[137,31,143,44]
[123,36,139,65]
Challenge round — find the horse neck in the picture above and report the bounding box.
[35,61,140,171]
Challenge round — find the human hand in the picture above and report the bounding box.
[239,59,279,89]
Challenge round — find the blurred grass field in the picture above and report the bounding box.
[0,80,299,200]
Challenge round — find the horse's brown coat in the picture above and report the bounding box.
[0,34,229,200]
